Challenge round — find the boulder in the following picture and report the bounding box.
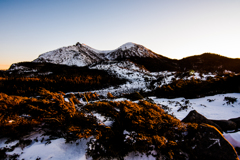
[210,120,237,132]
[229,117,240,130]
[181,123,239,160]
[182,110,223,133]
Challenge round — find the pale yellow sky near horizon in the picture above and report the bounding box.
[0,64,10,70]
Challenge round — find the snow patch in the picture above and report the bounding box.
[224,132,240,148]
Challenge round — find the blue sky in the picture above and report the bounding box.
[1,0,240,69]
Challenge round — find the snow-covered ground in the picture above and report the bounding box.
[151,93,240,120]
[224,132,240,159]
[0,132,155,160]
[224,132,240,148]
[0,133,89,160]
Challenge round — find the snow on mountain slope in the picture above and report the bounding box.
[33,42,105,66]
[90,60,151,80]
[117,42,136,51]
[88,60,156,96]
[106,42,160,60]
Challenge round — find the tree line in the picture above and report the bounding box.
[154,73,240,99]
[0,74,126,96]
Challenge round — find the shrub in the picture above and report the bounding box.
[83,100,192,159]
[123,92,144,101]
[0,88,78,139]
[107,92,115,99]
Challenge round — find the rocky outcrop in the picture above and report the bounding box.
[182,123,239,160]
[181,110,223,133]
[229,117,240,131]
[182,110,240,159]
[210,119,237,132]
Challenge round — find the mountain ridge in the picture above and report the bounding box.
[33,42,167,66]
[9,42,240,73]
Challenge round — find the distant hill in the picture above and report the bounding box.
[178,53,240,73]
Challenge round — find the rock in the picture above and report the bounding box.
[182,110,223,133]
[229,117,240,130]
[235,147,240,155]
[210,120,237,132]
[181,123,239,160]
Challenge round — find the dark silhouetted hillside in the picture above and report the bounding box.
[178,53,240,73]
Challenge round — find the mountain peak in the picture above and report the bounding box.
[118,42,136,51]
[106,42,160,60]
[75,42,82,47]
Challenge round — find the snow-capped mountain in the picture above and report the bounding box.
[33,42,161,67]
[33,42,106,66]
[9,41,240,73]
[105,42,160,60]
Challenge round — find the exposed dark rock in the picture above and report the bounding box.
[210,120,237,132]
[235,147,240,155]
[182,110,223,133]
[182,123,239,160]
[229,117,240,130]
[75,42,81,47]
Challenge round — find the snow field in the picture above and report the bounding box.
[151,93,240,120]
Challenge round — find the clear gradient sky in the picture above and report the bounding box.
[0,0,240,69]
